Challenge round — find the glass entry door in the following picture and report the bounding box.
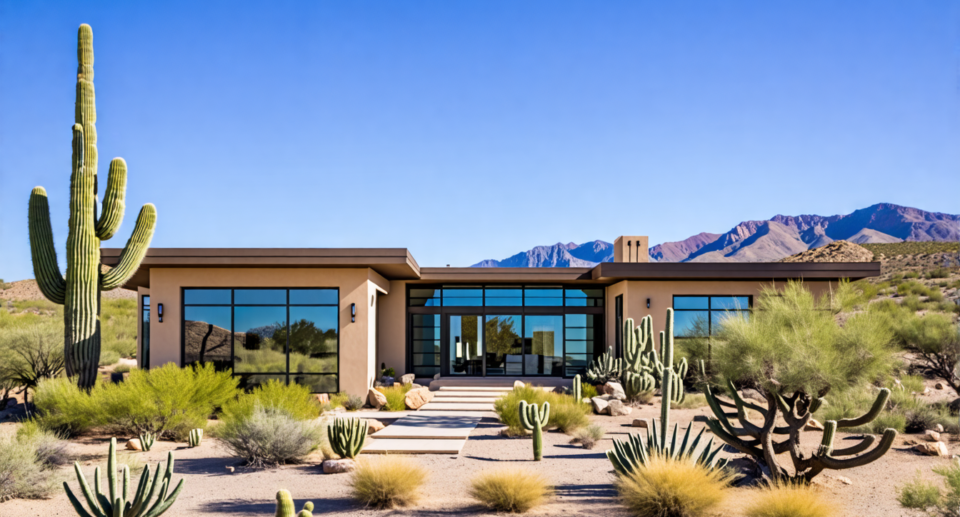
[448,315,483,375]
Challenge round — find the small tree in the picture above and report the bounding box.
[892,310,960,393]
[703,281,898,481]
[0,321,65,402]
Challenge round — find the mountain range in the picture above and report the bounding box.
[471,203,960,266]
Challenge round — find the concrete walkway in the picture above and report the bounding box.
[362,387,506,454]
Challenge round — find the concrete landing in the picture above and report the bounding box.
[428,396,498,403]
[369,415,481,440]
[419,402,496,411]
[438,386,511,392]
[430,390,505,398]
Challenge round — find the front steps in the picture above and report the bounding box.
[420,386,509,411]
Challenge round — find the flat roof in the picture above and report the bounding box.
[103,247,880,290]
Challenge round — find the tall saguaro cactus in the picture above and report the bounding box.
[29,24,156,389]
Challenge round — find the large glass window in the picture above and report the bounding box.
[141,296,150,369]
[411,314,441,377]
[564,313,603,376]
[673,295,750,337]
[525,315,564,375]
[183,288,339,392]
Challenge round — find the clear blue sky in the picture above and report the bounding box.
[1,1,958,280]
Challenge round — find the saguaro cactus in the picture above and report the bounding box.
[328,418,368,459]
[29,24,156,389]
[572,374,582,402]
[64,437,183,517]
[519,400,550,461]
[275,489,314,517]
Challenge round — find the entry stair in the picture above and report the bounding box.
[361,386,507,455]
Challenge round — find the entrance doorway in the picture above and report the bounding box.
[445,313,564,377]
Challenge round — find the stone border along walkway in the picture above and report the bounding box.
[361,387,508,454]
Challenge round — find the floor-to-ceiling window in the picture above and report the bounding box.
[182,288,339,392]
[141,295,150,369]
[407,285,604,378]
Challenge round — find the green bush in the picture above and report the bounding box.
[570,424,605,449]
[220,379,320,424]
[216,405,324,468]
[581,383,598,399]
[905,271,920,279]
[934,459,960,512]
[98,349,121,367]
[0,318,65,393]
[927,268,952,279]
[898,470,941,510]
[378,384,412,411]
[494,385,588,435]
[35,363,240,438]
[329,391,349,409]
[0,425,66,500]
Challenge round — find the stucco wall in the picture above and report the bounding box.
[377,280,408,377]
[146,267,388,396]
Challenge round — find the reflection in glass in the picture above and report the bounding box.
[141,296,150,369]
[442,288,483,306]
[674,311,709,338]
[234,289,286,305]
[524,315,564,375]
[184,289,231,305]
[236,374,286,391]
[565,289,604,307]
[674,296,709,310]
[485,316,521,376]
[284,307,338,374]
[449,315,482,375]
[484,288,522,306]
[183,306,232,369]
[233,306,287,373]
[711,296,750,310]
[289,289,338,305]
[564,313,603,376]
[523,288,563,306]
[411,314,441,377]
[292,374,337,393]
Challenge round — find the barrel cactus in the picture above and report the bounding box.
[29,24,156,389]
[328,418,368,459]
[519,400,550,461]
[275,489,314,517]
[64,437,183,517]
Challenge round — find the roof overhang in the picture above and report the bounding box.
[417,267,594,283]
[590,261,881,282]
[100,248,421,289]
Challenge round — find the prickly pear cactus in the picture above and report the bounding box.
[28,24,156,389]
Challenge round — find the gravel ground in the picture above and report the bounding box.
[1,399,954,516]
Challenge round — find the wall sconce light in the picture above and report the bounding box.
[646,298,651,309]
[158,303,164,322]
[351,303,356,323]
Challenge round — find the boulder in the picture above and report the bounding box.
[400,373,415,385]
[835,475,852,485]
[936,382,945,390]
[410,383,422,390]
[915,441,950,457]
[608,399,632,416]
[433,373,441,380]
[804,419,825,431]
[632,418,651,428]
[322,459,357,474]
[125,439,142,451]
[602,382,626,401]
[591,397,610,415]
[514,380,526,389]
[367,388,387,410]
[925,430,942,442]
[364,419,385,433]
[314,393,330,405]
[936,424,945,433]
[404,387,434,410]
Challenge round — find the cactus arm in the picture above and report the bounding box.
[835,389,891,429]
[28,186,67,304]
[64,482,99,517]
[76,462,108,517]
[539,402,550,426]
[814,429,897,471]
[142,479,184,517]
[830,435,876,456]
[95,157,126,239]
[107,438,117,504]
[100,203,155,290]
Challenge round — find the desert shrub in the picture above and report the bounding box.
[378,384,412,411]
[581,383,598,399]
[928,290,945,303]
[892,311,960,393]
[0,319,65,394]
[216,404,323,468]
[98,349,121,366]
[905,271,921,279]
[329,391,349,409]
[220,379,319,424]
[495,385,588,435]
[934,459,960,511]
[616,456,730,517]
[112,364,134,374]
[628,389,655,405]
[670,393,707,409]
[746,483,836,517]
[0,426,65,500]
[35,363,239,438]
[928,268,952,279]
[899,375,926,393]
[898,470,941,510]
[469,468,552,513]
[570,424,605,449]
[350,456,427,509]
[343,394,364,411]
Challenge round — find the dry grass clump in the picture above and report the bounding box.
[616,456,730,517]
[216,405,323,468]
[495,385,589,435]
[469,468,552,513]
[745,483,837,517]
[349,456,427,509]
[569,424,605,449]
[670,393,707,409]
[377,384,412,411]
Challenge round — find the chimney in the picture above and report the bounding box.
[614,236,649,263]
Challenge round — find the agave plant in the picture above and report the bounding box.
[607,418,727,476]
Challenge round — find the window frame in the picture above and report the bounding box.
[180,287,340,393]
[672,295,752,338]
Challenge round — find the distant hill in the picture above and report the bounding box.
[472,203,959,266]
[0,278,136,302]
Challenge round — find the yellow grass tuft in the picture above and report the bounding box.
[349,456,427,509]
[745,482,838,517]
[616,456,731,517]
[469,468,552,513]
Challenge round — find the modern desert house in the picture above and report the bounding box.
[102,236,879,397]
